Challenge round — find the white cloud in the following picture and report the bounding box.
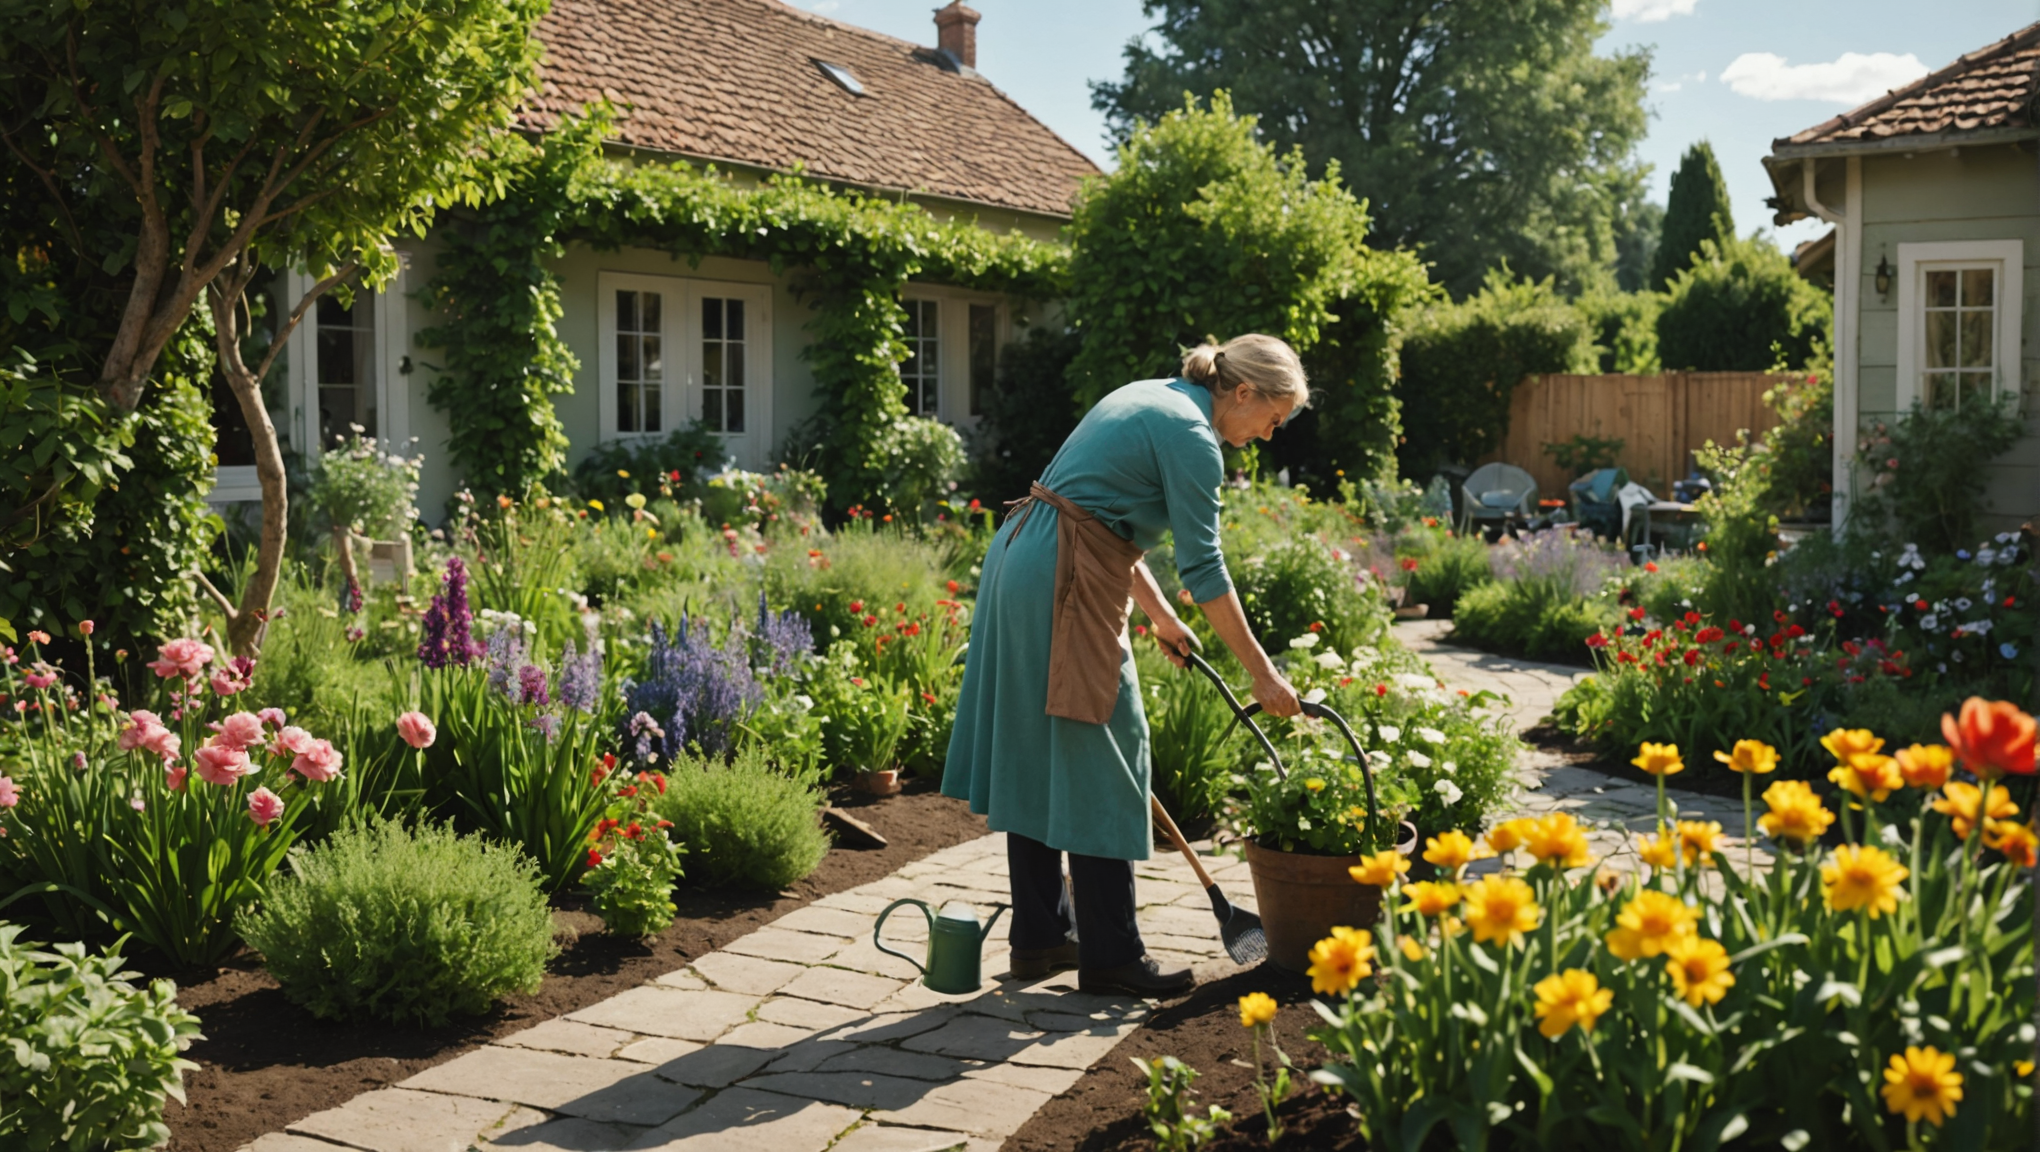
[811,0,839,11]
[1612,0,1698,21]
[1720,51,1929,103]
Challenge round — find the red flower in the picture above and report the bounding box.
[921,692,938,706]
[1628,607,1646,621]
[602,753,617,770]
[863,615,879,627]
[1682,649,1701,666]
[896,602,906,614]
[1585,633,1609,648]
[1942,698,2037,780]
[849,600,864,614]
[1683,611,1701,627]
[586,848,604,868]
[1617,652,1638,664]
[1400,557,1419,572]
[1828,600,1844,618]
[1374,684,1388,697]
[621,785,638,799]
[1340,677,1354,687]
[969,499,981,511]
[1644,561,1659,573]
[1787,624,1805,639]
[1135,624,1149,636]
[947,580,960,593]
[1308,621,1324,632]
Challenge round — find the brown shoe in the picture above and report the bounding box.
[1010,940,1080,980]
[1078,955,1194,997]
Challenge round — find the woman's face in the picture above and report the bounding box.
[1213,383,1297,448]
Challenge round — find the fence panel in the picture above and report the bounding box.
[1484,372,1790,499]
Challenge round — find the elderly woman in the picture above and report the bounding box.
[943,334,1306,996]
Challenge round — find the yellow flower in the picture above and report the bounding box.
[1759,779,1835,846]
[1822,843,1909,918]
[1460,875,1541,947]
[1635,827,1680,871]
[1663,936,1735,1007]
[587,498,605,512]
[1522,812,1594,869]
[2016,1060,2035,1078]
[1485,817,1533,855]
[1632,742,1684,777]
[1306,926,1376,995]
[1713,739,1779,775]
[1303,777,1326,792]
[615,469,630,479]
[1401,881,1460,918]
[1676,820,1724,868]
[1604,889,1698,960]
[1346,848,1411,884]
[624,492,648,511]
[1828,753,1902,802]
[1880,1046,1963,1127]
[1237,991,1278,1029]
[1398,935,1427,962]
[1932,780,2020,839]
[1423,830,1488,873]
[1348,850,1410,888]
[1532,969,1613,1039]
[1822,727,1887,763]
[1984,819,2039,868]
[1894,744,1955,790]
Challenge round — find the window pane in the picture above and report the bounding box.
[1924,372,1958,411]
[642,291,661,334]
[1961,268,1994,308]
[317,294,355,328]
[969,304,996,416]
[702,297,722,341]
[617,333,639,382]
[1959,310,1992,368]
[703,388,723,430]
[1924,310,1958,368]
[618,290,638,334]
[703,343,723,389]
[1926,270,1958,308]
[642,334,663,380]
[1957,373,1990,410]
[725,299,743,343]
[317,328,357,385]
[726,343,744,391]
[726,384,745,433]
[644,383,662,433]
[618,381,640,432]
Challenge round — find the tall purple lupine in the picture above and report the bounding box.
[516,664,550,708]
[752,590,814,676]
[623,615,760,761]
[555,640,602,713]
[417,557,481,669]
[485,625,528,698]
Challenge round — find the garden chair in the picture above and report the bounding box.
[1459,462,1539,537]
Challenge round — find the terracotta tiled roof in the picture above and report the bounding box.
[1773,22,2040,153]
[522,0,1101,218]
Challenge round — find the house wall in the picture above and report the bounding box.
[1853,142,2040,535]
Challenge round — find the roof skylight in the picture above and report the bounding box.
[815,60,865,96]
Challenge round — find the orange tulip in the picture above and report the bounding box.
[1942,698,2036,780]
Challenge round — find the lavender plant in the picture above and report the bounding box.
[623,615,761,762]
[416,557,481,669]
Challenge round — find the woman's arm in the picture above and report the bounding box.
[1130,559,1195,668]
[1196,589,1300,718]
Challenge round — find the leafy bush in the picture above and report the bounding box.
[1394,268,1597,477]
[238,819,555,1025]
[0,925,202,1150]
[869,416,967,518]
[1137,642,1240,830]
[306,433,421,538]
[649,748,829,890]
[1233,535,1385,658]
[1448,529,1624,664]
[583,772,686,939]
[1542,433,1625,479]
[1657,234,1830,371]
[569,421,730,506]
[1576,287,1662,374]
[1751,355,1833,522]
[1400,531,1492,617]
[966,325,1082,505]
[1853,398,2024,555]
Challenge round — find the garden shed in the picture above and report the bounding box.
[1762,21,2040,535]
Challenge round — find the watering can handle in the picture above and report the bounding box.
[873,898,931,976]
[1182,650,1287,779]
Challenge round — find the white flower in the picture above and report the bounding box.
[1416,726,1447,745]
[1441,760,1458,776]
[1289,634,1321,650]
[1966,619,1993,636]
[1396,673,1434,691]
[1296,816,1313,831]
[1302,687,1328,705]
[1955,597,1973,611]
[1378,725,1402,744]
[1406,750,1433,769]
[1433,779,1463,806]
[792,695,814,711]
[1365,750,1392,771]
[1977,547,1998,565]
[1312,651,1346,671]
[1921,614,1939,631]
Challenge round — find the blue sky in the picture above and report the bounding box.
[795,0,2039,253]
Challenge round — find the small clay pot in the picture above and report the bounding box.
[1244,821,1419,973]
[855,769,901,797]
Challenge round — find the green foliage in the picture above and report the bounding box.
[1692,439,1783,628]
[648,748,829,890]
[1093,0,1653,297]
[1853,398,2024,555]
[1401,531,1494,618]
[1612,198,1665,295]
[1657,235,1831,371]
[1751,353,1834,522]
[1232,536,1386,658]
[1577,288,1664,374]
[0,925,201,1150]
[1062,92,1428,454]
[584,781,686,938]
[868,417,967,517]
[967,326,1084,503]
[1136,643,1238,830]
[1133,1056,1233,1152]
[237,819,555,1025]
[307,434,422,538]
[1453,579,1618,666]
[0,355,132,569]
[1650,141,1736,291]
[1395,270,1598,477]
[1543,434,1626,479]
[570,422,731,506]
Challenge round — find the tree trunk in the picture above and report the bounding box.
[208,279,292,658]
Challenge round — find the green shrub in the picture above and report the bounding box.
[966,325,1082,505]
[1453,579,1616,666]
[1136,642,1237,829]
[1577,288,1662,374]
[0,924,202,1150]
[1656,234,1829,372]
[570,422,729,506]
[1402,532,1492,617]
[237,820,556,1026]
[1853,397,2023,555]
[650,748,829,890]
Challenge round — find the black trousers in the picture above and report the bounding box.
[1007,832,1144,970]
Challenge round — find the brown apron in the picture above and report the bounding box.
[1005,481,1145,725]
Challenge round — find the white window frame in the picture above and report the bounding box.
[899,285,1007,425]
[1895,239,2023,412]
[596,272,774,470]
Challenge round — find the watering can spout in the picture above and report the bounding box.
[874,898,1009,995]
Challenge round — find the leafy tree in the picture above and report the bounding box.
[1063,93,1430,480]
[1092,0,1653,297]
[1394,270,1597,478]
[967,326,1084,504]
[1613,199,1665,294]
[0,0,547,652]
[1656,236,1830,372]
[1577,289,1662,374]
[1649,142,1735,291]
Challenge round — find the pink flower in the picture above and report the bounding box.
[118,710,182,762]
[215,711,265,751]
[148,638,215,680]
[165,766,188,792]
[0,775,18,808]
[396,711,437,750]
[290,739,343,783]
[271,725,315,758]
[192,742,254,786]
[26,630,50,645]
[79,620,94,636]
[21,666,56,690]
[209,656,256,697]
[129,796,145,811]
[246,787,284,827]
[257,707,287,729]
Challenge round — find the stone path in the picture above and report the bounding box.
[238,622,1747,1152]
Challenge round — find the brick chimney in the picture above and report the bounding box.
[934,2,980,70]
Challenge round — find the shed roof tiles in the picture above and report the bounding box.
[1774,22,2040,154]
[522,0,1100,218]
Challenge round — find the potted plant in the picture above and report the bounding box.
[822,671,912,797]
[305,431,422,599]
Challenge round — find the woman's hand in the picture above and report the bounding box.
[1251,668,1301,718]
[1148,615,1197,668]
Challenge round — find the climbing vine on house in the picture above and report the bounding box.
[417,113,1068,508]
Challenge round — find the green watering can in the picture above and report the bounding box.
[873,899,1008,994]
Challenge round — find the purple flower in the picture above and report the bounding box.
[417,558,481,669]
[517,664,550,708]
[628,710,666,764]
[556,640,602,713]
[342,576,364,616]
[486,625,528,698]
[623,615,759,761]
[753,591,814,675]
[530,712,561,742]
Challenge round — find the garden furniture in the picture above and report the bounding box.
[1460,462,1540,537]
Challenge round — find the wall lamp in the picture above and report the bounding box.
[1875,255,1893,299]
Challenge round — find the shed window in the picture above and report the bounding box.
[316,292,377,446]
[902,299,940,417]
[1921,266,1996,411]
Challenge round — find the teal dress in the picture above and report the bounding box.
[942,378,1233,861]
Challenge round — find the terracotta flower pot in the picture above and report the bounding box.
[1244,822,1419,973]
[855,769,901,797]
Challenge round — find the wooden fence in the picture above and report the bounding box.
[1485,372,1791,499]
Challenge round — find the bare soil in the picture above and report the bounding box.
[160,779,986,1152]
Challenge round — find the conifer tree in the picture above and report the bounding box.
[1650,142,1736,291]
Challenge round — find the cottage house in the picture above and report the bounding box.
[1763,22,2039,534]
[209,0,1098,517]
